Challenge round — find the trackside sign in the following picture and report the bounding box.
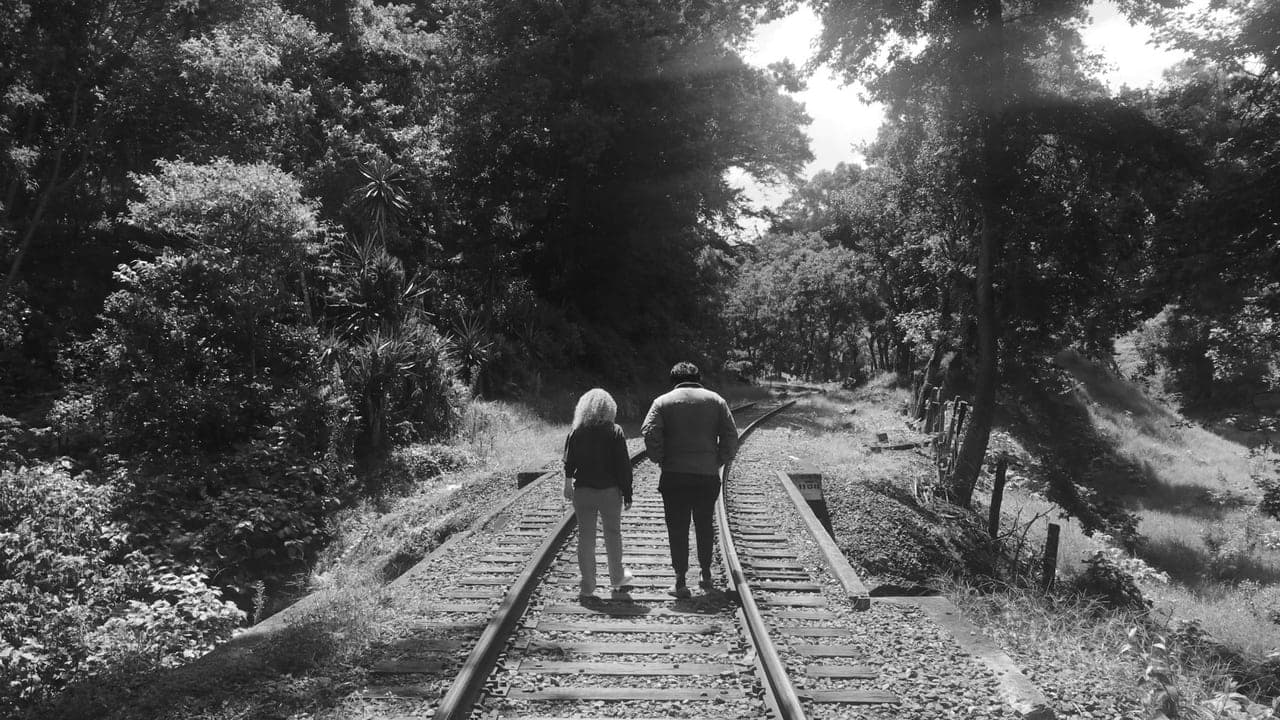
[787,467,825,502]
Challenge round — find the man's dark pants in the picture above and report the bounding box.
[658,471,721,579]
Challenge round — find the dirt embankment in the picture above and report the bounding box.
[749,380,999,592]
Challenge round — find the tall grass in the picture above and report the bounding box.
[1040,351,1280,671]
[945,576,1278,719]
[314,399,570,586]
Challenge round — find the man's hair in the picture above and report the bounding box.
[669,362,700,384]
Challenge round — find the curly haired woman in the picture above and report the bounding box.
[563,388,636,600]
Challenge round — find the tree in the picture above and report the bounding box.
[812,0,1191,505]
[1134,0,1280,403]
[79,159,341,599]
[432,0,811,380]
[726,232,869,380]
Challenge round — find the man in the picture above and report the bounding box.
[641,361,738,598]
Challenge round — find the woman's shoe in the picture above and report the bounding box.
[668,583,692,599]
[612,572,636,592]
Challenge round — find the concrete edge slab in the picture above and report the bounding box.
[772,470,871,610]
[876,596,1056,719]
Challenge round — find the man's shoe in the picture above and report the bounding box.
[668,584,692,599]
[698,577,715,590]
[610,588,633,601]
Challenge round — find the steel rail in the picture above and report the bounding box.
[432,399,765,720]
[715,399,807,720]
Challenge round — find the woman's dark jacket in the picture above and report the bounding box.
[563,423,633,502]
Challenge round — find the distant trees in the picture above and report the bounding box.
[725,233,868,380]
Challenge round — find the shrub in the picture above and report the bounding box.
[0,464,243,714]
[323,236,467,471]
[1258,478,1280,521]
[119,438,348,601]
[1069,549,1151,612]
[1201,517,1263,581]
[725,359,756,382]
[63,159,355,604]
[86,250,328,455]
[1134,303,1280,405]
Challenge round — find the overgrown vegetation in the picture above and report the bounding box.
[1,0,808,712]
[4,0,1280,715]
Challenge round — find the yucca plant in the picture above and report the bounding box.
[328,236,427,339]
[450,311,495,395]
[328,318,465,478]
[350,158,411,245]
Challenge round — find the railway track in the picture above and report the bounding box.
[335,390,1052,720]
[349,397,900,720]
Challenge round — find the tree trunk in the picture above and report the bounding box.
[946,0,1006,509]
[2,149,64,299]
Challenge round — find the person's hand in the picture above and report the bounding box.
[624,499,632,511]
[563,479,574,501]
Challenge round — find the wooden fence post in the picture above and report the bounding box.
[1041,523,1060,591]
[916,382,932,419]
[950,401,969,471]
[988,455,1008,539]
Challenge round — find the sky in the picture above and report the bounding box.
[733,1,1191,215]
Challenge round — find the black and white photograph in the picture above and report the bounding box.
[2,0,1278,718]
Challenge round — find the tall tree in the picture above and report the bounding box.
[812,0,1189,505]
[1136,0,1280,402]
[433,0,811,376]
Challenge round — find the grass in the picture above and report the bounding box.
[773,364,1280,712]
[1053,351,1280,649]
[314,398,569,591]
[943,576,1277,718]
[944,577,1148,716]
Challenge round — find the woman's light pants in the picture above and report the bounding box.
[573,486,625,595]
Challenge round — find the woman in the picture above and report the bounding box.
[563,388,635,599]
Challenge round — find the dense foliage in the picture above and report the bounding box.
[0,0,808,711]
[3,0,1280,712]
[0,463,244,710]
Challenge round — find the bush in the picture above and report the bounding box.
[118,437,348,601]
[60,159,357,605]
[1134,303,1280,405]
[1258,478,1280,521]
[1201,517,1264,581]
[0,464,243,714]
[86,250,328,455]
[324,236,467,471]
[1069,549,1151,612]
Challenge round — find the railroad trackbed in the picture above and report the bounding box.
[339,400,1050,720]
